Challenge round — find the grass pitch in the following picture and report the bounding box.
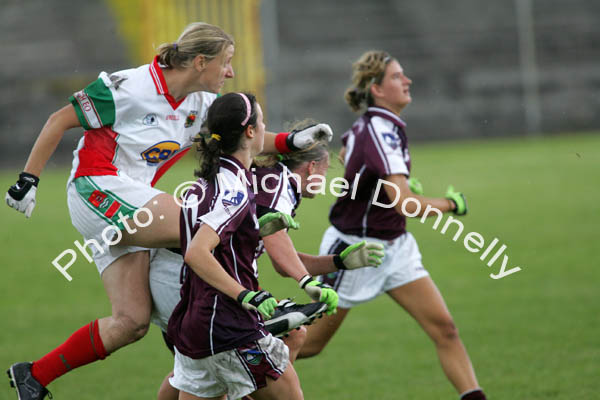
[1,133,598,399]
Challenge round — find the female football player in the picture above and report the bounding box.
[151,131,384,400]
[5,22,331,399]
[166,92,307,400]
[297,50,487,400]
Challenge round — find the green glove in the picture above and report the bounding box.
[258,212,299,237]
[408,177,424,195]
[334,241,385,270]
[237,290,278,319]
[299,275,338,315]
[445,185,467,216]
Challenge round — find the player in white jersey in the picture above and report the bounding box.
[5,22,332,400]
[296,51,488,400]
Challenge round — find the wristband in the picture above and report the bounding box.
[20,172,40,187]
[298,274,313,289]
[237,289,251,303]
[333,254,346,270]
[274,132,292,153]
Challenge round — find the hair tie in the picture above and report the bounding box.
[237,93,252,126]
[172,43,178,51]
[276,154,284,161]
[211,133,221,141]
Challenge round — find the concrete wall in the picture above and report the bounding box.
[0,0,129,167]
[264,0,600,142]
[1,0,599,167]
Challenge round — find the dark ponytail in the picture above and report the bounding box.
[194,92,257,180]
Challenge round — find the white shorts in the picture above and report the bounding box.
[66,175,163,275]
[318,226,429,309]
[149,248,184,331]
[170,335,289,399]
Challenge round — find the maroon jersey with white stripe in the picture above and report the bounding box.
[253,162,302,257]
[254,162,301,218]
[167,155,268,359]
[329,107,411,240]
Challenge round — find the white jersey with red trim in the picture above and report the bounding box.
[67,56,216,186]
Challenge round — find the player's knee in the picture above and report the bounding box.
[434,318,459,344]
[285,327,307,352]
[115,314,150,343]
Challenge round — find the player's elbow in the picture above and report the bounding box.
[271,260,291,278]
[393,195,423,218]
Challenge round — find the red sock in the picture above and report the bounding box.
[31,320,107,387]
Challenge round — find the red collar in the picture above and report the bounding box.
[149,56,186,110]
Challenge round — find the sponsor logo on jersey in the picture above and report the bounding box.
[141,140,181,165]
[241,349,263,366]
[382,132,400,150]
[142,113,158,126]
[185,110,198,128]
[222,190,245,207]
[166,114,179,121]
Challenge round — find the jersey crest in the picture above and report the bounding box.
[185,110,199,128]
[222,190,245,207]
[382,132,400,150]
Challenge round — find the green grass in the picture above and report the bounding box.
[1,133,599,399]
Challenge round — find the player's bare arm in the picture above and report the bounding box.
[263,230,313,281]
[24,104,81,177]
[184,224,249,300]
[383,173,456,216]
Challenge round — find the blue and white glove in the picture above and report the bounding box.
[287,123,333,151]
[6,172,39,218]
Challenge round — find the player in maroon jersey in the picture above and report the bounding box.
[167,92,307,399]
[297,51,487,400]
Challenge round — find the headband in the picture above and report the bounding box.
[238,93,251,126]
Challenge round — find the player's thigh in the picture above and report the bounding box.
[120,192,181,248]
[282,326,307,363]
[101,250,152,322]
[301,307,350,356]
[251,363,303,400]
[386,276,455,338]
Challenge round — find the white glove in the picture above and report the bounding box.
[287,123,333,150]
[334,241,385,270]
[258,212,299,237]
[6,172,39,218]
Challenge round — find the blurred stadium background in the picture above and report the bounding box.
[2,0,600,166]
[1,1,599,399]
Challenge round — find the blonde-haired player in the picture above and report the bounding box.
[6,22,331,399]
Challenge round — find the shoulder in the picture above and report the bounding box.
[98,65,150,90]
[367,116,402,152]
